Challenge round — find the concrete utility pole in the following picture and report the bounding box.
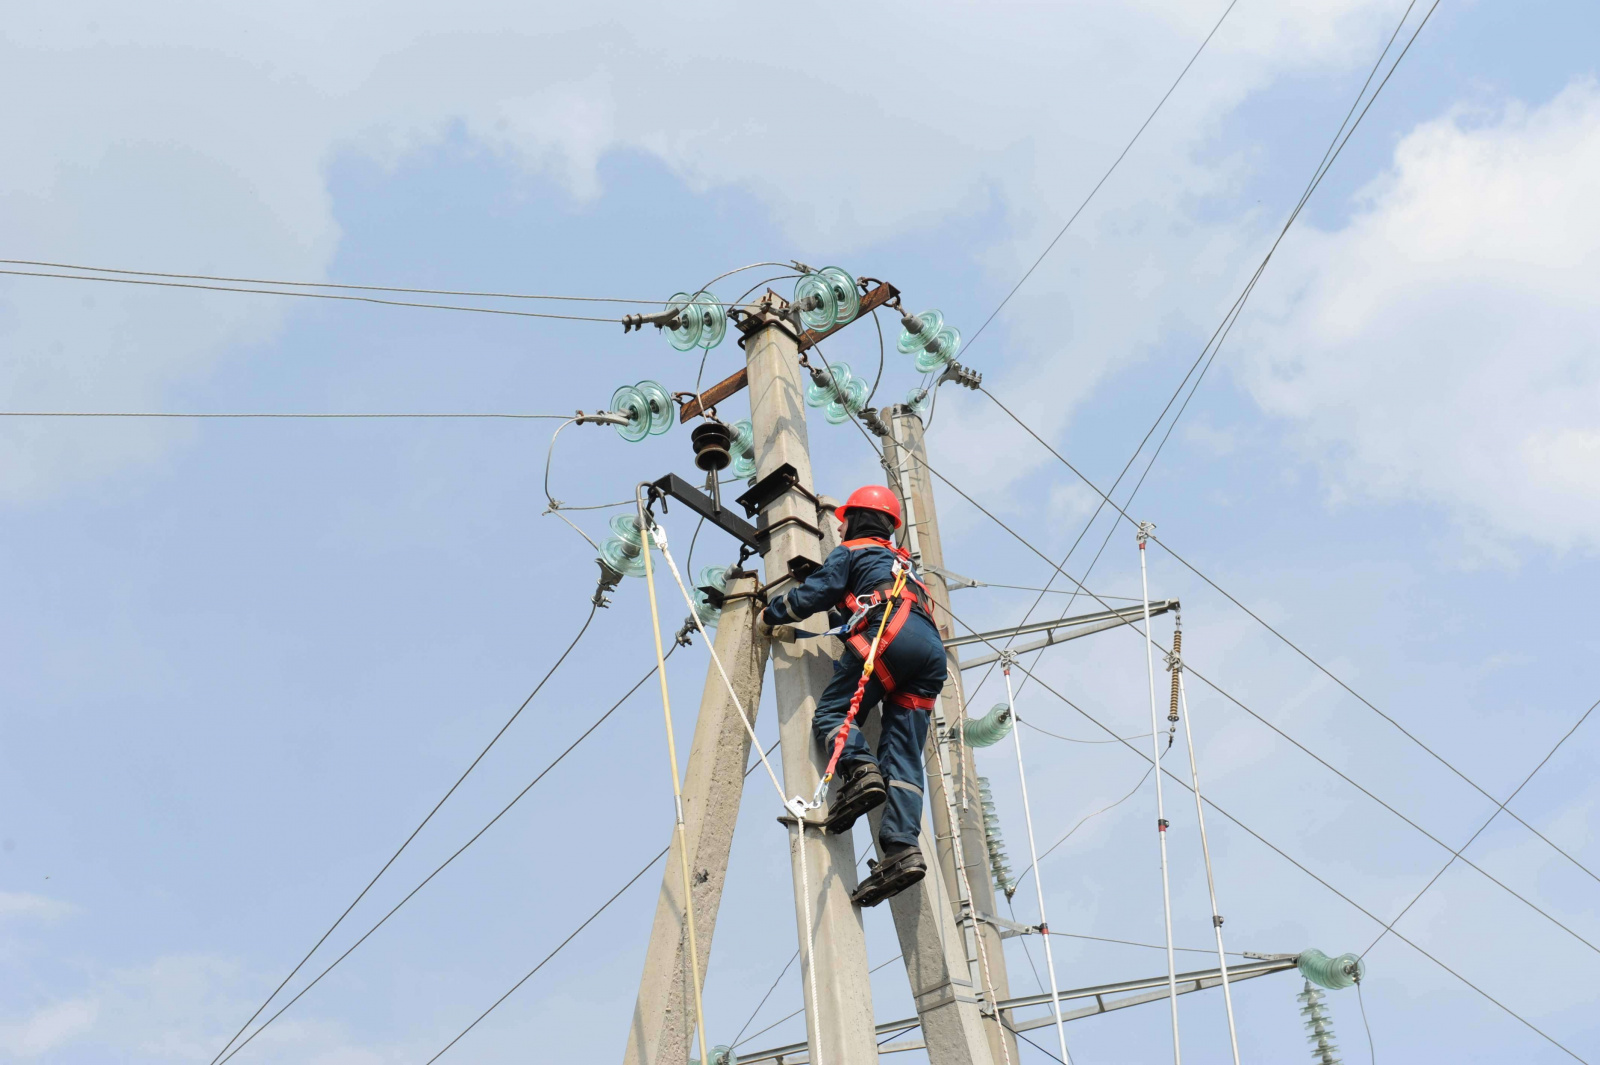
[743,296,879,1065]
[624,574,770,1065]
[883,404,1021,1065]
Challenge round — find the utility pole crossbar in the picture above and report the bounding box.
[737,957,1301,1064]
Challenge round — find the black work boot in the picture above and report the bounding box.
[851,842,927,907]
[823,761,887,835]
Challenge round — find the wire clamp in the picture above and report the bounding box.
[1213,914,1225,927]
[1136,520,1155,547]
[1157,818,1169,832]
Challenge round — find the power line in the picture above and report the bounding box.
[215,640,660,1065]
[207,604,599,1065]
[980,383,1600,889]
[0,256,687,304]
[941,603,1588,1063]
[1359,694,1600,961]
[0,411,568,420]
[421,846,670,1065]
[0,266,621,322]
[966,0,1435,711]
[920,456,1600,962]
[962,0,1243,352]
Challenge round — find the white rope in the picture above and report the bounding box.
[1176,656,1241,1064]
[1137,522,1182,1065]
[1001,656,1072,1065]
[653,529,792,812]
[651,519,823,1063]
[636,499,711,1065]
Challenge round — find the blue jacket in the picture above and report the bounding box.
[765,538,929,630]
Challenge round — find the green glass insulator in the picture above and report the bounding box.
[818,266,859,325]
[665,291,702,351]
[845,376,868,413]
[690,1047,737,1065]
[635,380,674,436]
[693,290,727,349]
[732,453,757,478]
[793,273,837,331]
[806,361,853,408]
[896,309,943,354]
[962,704,1014,747]
[914,325,961,373]
[1297,948,1363,990]
[906,386,932,418]
[729,418,753,455]
[611,385,652,443]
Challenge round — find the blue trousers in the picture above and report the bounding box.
[812,610,948,849]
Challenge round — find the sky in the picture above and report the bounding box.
[2,1,1599,1063]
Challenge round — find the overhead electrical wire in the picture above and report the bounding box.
[0,266,622,322]
[968,0,1433,714]
[421,846,671,1065]
[961,0,1243,353]
[936,599,1589,1063]
[207,603,600,1065]
[0,256,686,304]
[0,411,568,420]
[214,644,666,1065]
[917,453,1600,962]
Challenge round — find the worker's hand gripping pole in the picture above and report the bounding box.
[808,565,908,809]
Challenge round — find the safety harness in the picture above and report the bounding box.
[816,539,939,796]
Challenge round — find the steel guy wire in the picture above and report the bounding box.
[420,845,670,1065]
[920,458,1600,961]
[1003,1018,1071,1065]
[1175,663,1241,1065]
[961,0,1242,354]
[1002,658,1073,1065]
[0,410,570,419]
[215,642,665,1065]
[0,256,689,304]
[733,950,800,1048]
[206,602,599,1065]
[0,266,623,321]
[1359,693,1600,962]
[979,384,1600,892]
[939,602,1590,1063]
[967,0,1435,711]
[1045,929,1247,957]
[1137,528,1183,1065]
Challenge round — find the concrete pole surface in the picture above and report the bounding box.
[741,298,878,1065]
[861,718,996,1065]
[884,405,1020,1065]
[624,575,771,1065]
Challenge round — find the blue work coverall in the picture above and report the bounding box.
[766,538,948,848]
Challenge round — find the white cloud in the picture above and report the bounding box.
[0,0,1403,499]
[1237,79,1600,553]
[0,999,98,1057]
[0,892,73,922]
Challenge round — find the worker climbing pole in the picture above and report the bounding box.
[763,483,948,906]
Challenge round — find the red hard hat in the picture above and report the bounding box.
[836,484,903,528]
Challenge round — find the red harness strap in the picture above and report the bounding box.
[846,597,913,690]
[889,691,936,711]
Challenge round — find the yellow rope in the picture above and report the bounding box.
[637,502,711,1065]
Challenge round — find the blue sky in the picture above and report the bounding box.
[3,2,1599,1062]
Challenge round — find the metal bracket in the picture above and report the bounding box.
[735,463,818,517]
[651,473,762,551]
[975,910,1040,940]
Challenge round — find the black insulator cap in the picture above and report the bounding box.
[691,421,733,472]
